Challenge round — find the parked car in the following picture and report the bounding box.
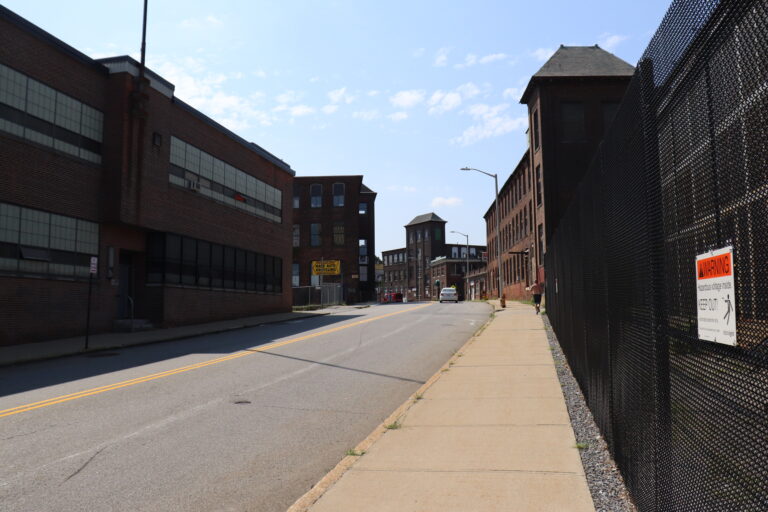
[439,288,458,303]
[383,292,403,303]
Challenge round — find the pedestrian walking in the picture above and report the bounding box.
[528,281,543,314]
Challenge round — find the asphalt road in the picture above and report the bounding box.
[0,301,491,512]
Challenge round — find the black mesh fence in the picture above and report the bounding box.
[545,0,768,510]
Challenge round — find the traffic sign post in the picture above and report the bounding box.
[696,246,736,346]
[85,256,98,350]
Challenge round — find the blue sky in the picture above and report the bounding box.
[4,0,672,256]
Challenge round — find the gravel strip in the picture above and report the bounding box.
[542,314,637,512]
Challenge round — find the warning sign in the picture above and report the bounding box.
[696,246,736,346]
[312,260,341,276]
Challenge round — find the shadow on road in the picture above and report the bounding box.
[0,314,361,398]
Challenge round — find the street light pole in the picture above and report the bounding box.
[460,167,504,301]
[450,230,469,301]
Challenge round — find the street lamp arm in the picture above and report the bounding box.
[460,167,497,179]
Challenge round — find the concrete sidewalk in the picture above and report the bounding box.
[292,301,594,512]
[0,309,330,366]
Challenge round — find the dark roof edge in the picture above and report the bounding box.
[520,73,634,104]
[0,5,108,74]
[174,98,294,176]
[97,55,175,91]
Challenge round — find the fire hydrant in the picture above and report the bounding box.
[500,293,506,309]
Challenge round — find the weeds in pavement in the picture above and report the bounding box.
[345,449,366,456]
[575,442,589,450]
[385,421,401,430]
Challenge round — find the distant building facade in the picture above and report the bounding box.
[291,176,376,303]
[382,213,486,301]
[484,45,634,299]
[0,6,294,348]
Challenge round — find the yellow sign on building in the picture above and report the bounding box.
[312,260,341,275]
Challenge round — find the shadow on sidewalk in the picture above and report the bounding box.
[0,313,359,398]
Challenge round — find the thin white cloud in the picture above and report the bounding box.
[531,48,555,61]
[503,87,523,101]
[599,33,629,51]
[479,53,507,64]
[353,109,380,121]
[431,196,463,207]
[412,48,426,58]
[452,103,528,146]
[434,47,450,67]
[252,69,267,78]
[390,89,426,109]
[288,105,315,117]
[454,54,477,69]
[321,104,339,114]
[309,76,320,83]
[388,111,408,121]
[151,58,274,130]
[328,87,355,104]
[456,82,481,99]
[367,90,381,97]
[276,90,302,104]
[428,91,462,115]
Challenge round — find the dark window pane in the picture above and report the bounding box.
[197,240,211,287]
[223,246,235,289]
[165,234,181,284]
[274,257,282,293]
[147,232,164,283]
[256,253,265,291]
[560,102,585,142]
[181,237,196,285]
[211,244,223,288]
[236,249,246,289]
[246,252,256,290]
[264,255,274,292]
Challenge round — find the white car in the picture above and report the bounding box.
[439,287,458,303]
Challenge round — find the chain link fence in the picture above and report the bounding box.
[545,0,768,510]
[292,284,343,308]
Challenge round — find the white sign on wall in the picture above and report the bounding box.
[695,246,736,346]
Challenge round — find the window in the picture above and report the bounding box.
[538,224,545,261]
[0,63,104,163]
[168,137,283,223]
[310,184,323,208]
[197,241,211,287]
[434,228,442,241]
[311,223,321,246]
[0,203,100,278]
[560,102,586,142]
[358,202,368,214]
[293,184,300,208]
[181,236,197,285]
[333,183,345,207]
[359,265,368,282]
[292,263,300,287]
[310,263,320,286]
[359,239,367,256]
[333,222,345,246]
[293,225,300,247]
[535,165,542,206]
[532,109,540,150]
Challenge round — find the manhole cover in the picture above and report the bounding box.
[233,400,251,405]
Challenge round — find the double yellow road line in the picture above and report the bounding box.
[0,303,433,419]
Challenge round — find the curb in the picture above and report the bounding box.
[286,302,496,512]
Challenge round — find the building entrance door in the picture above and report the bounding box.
[117,251,135,319]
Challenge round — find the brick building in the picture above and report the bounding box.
[429,243,487,300]
[382,213,486,301]
[291,176,376,303]
[0,7,293,348]
[484,45,634,299]
[382,247,407,298]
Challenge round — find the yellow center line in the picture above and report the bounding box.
[0,302,433,419]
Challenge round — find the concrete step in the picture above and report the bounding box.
[113,319,154,332]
